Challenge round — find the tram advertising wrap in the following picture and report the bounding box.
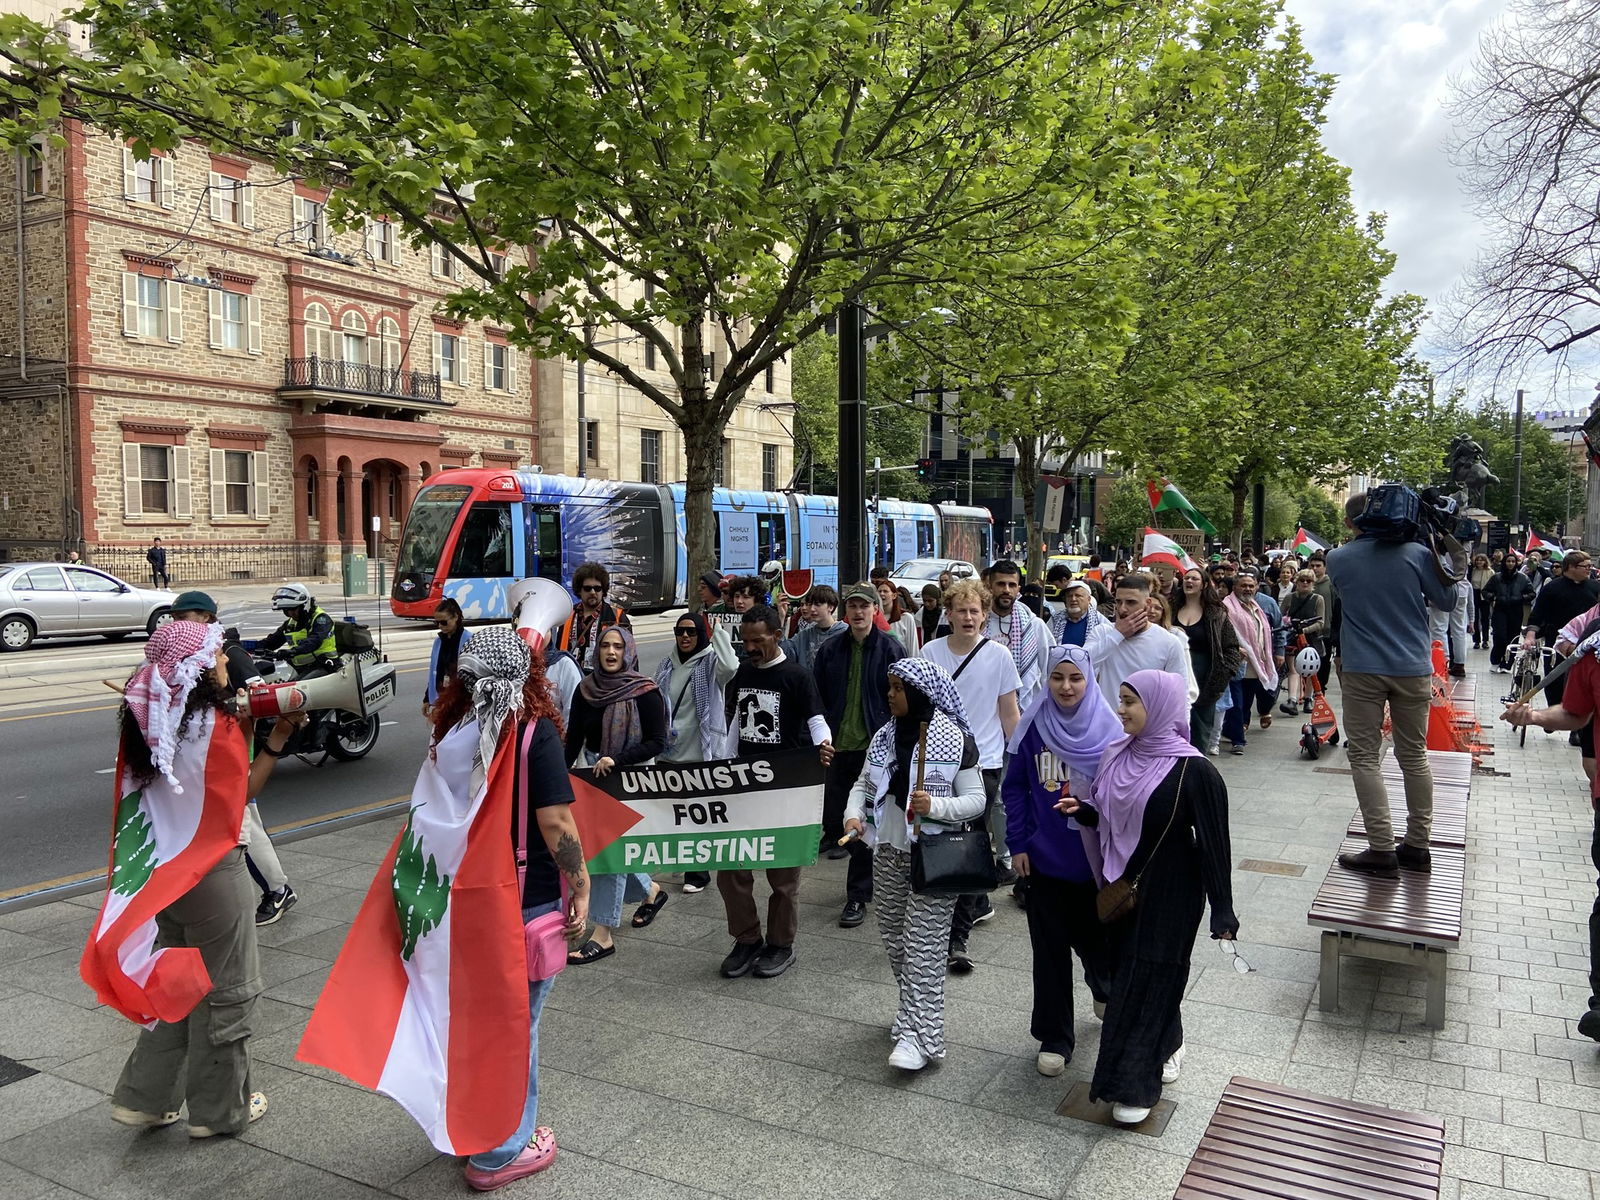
[390,469,993,620]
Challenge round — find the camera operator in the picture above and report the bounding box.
[1326,489,1467,879]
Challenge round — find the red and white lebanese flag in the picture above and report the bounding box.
[297,720,529,1155]
[1140,527,1198,572]
[80,711,250,1026]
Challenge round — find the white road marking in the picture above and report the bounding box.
[95,767,116,774]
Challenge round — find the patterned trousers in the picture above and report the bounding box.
[874,846,958,1060]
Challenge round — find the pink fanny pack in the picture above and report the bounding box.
[515,721,569,983]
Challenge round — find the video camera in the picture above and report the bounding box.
[1353,483,1480,547]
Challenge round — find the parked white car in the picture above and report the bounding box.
[0,563,176,651]
[889,557,978,590]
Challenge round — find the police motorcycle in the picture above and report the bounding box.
[235,585,398,763]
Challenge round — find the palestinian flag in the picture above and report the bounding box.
[80,711,250,1026]
[297,718,641,1155]
[1527,529,1565,560]
[1141,528,1198,572]
[1290,527,1329,558]
[1146,479,1218,537]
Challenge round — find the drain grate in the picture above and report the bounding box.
[0,1055,39,1089]
[1238,859,1307,877]
[1057,1081,1175,1136]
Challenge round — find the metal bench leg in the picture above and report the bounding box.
[1320,931,1340,1013]
[1424,948,1446,1029]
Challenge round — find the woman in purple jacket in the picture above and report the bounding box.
[1001,645,1123,1079]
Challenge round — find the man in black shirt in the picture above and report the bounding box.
[718,605,833,980]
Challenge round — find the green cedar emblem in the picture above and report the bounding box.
[110,790,157,897]
[392,812,451,960]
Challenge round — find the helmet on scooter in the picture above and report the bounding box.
[271,583,314,612]
[1294,646,1321,678]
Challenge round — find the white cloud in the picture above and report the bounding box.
[1282,0,1598,408]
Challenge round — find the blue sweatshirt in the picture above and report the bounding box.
[1326,536,1459,677]
[1000,726,1097,883]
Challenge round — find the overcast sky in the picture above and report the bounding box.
[1285,0,1598,413]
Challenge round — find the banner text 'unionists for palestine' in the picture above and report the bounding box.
[573,749,825,874]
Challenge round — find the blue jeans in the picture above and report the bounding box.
[466,901,559,1171]
[1222,677,1275,747]
[589,872,652,928]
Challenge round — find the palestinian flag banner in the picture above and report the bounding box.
[1527,529,1565,560]
[297,720,533,1156]
[80,711,250,1026]
[1146,479,1218,537]
[1290,527,1329,557]
[1140,528,1198,573]
[581,749,825,874]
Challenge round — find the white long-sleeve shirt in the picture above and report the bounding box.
[1085,622,1199,706]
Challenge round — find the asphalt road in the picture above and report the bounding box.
[0,619,675,904]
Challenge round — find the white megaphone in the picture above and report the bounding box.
[243,658,371,719]
[507,577,572,655]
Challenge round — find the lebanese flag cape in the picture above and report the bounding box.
[1145,479,1218,537]
[1140,527,1198,572]
[1527,529,1565,560]
[80,710,250,1026]
[1290,527,1329,558]
[297,719,529,1156]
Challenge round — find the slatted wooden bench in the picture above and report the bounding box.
[1174,1076,1445,1200]
[1308,838,1465,1028]
[1347,749,1473,848]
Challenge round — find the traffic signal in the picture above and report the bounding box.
[916,458,934,480]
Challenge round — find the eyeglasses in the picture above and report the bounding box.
[1219,940,1252,975]
[579,584,604,593]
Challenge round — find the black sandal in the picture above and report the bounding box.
[631,890,669,927]
[566,939,615,966]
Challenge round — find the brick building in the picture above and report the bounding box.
[0,118,793,580]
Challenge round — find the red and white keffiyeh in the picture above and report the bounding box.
[122,620,225,792]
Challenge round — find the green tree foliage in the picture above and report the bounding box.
[392,817,451,960]
[0,0,1161,591]
[110,791,157,897]
[1101,473,1154,556]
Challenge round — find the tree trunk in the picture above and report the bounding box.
[1230,477,1250,552]
[1015,434,1045,580]
[677,309,719,610]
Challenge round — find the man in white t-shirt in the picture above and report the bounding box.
[1085,572,1198,705]
[920,577,1021,973]
[982,559,1052,711]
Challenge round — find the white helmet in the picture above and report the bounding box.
[761,559,784,577]
[271,583,314,612]
[1294,645,1321,677]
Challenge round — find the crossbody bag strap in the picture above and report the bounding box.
[1128,759,1187,889]
[951,640,988,681]
[515,719,535,896]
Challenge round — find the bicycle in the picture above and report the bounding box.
[1503,629,1558,747]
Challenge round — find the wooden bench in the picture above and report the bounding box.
[1347,749,1473,848]
[1308,838,1464,1027]
[1174,1076,1445,1200]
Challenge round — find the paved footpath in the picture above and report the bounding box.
[2,646,1599,1199]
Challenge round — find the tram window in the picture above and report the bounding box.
[917,521,936,557]
[756,513,787,563]
[531,508,563,582]
[449,502,514,578]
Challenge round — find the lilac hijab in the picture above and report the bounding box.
[1089,668,1203,883]
[1006,645,1121,780]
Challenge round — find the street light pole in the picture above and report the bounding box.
[1512,388,1525,536]
[837,298,867,585]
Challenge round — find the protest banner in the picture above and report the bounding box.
[571,749,825,873]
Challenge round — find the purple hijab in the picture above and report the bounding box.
[1089,668,1203,883]
[1005,645,1121,780]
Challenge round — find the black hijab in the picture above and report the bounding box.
[674,612,711,662]
[887,680,936,811]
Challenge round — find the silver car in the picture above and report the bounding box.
[0,562,176,651]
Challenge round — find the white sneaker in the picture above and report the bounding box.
[1093,1000,1106,1020]
[1036,1051,1066,1077]
[1206,741,1220,757]
[888,1038,929,1071]
[111,1105,180,1128]
[1161,1044,1184,1084]
[681,881,705,894]
[1111,1102,1152,1125]
[189,1091,267,1138]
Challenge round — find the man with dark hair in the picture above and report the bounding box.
[727,575,767,611]
[984,559,1051,711]
[697,571,726,612]
[869,564,891,585]
[1086,572,1197,703]
[1307,552,1337,688]
[557,562,631,673]
[717,604,833,979]
[1327,490,1465,879]
[784,584,845,669]
[814,584,904,923]
[146,536,169,588]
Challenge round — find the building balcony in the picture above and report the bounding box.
[278,356,448,416]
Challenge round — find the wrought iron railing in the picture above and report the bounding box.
[281,356,444,404]
[86,541,333,584]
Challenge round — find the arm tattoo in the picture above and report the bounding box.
[554,830,586,880]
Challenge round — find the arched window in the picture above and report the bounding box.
[340,310,367,365]
[304,303,335,360]
[377,316,402,373]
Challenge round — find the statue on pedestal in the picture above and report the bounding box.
[1445,434,1498,508]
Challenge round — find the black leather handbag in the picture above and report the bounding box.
[907,719,998,896]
